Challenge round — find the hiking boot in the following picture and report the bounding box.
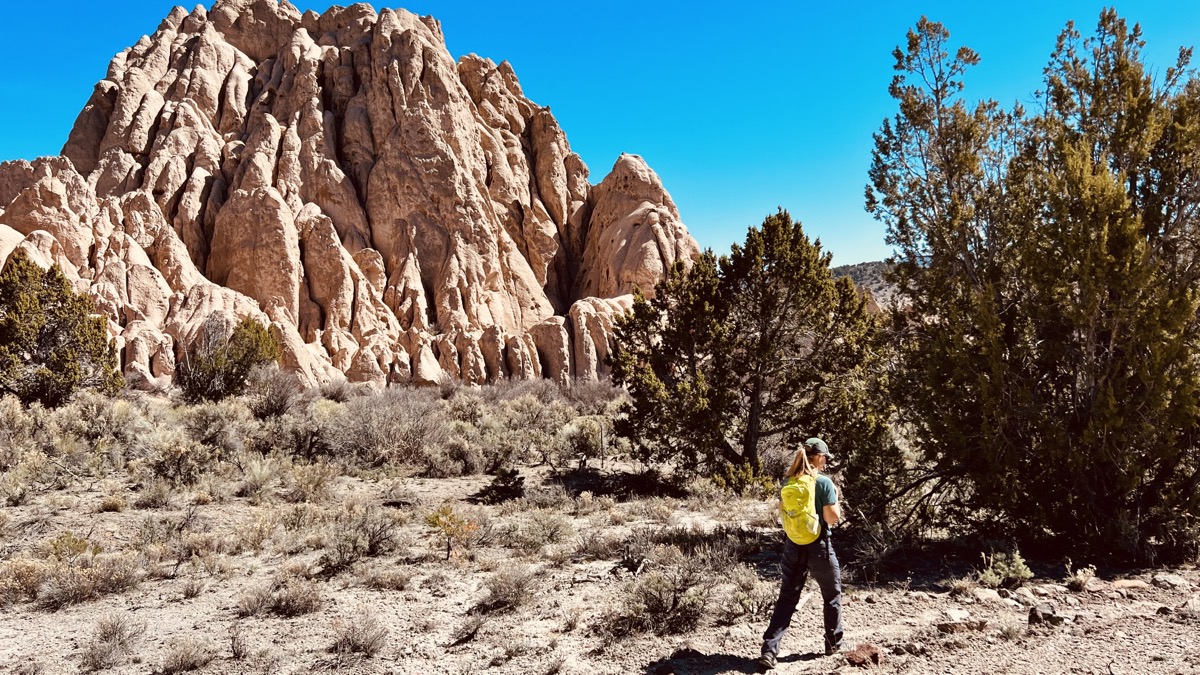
[825,643,845,657]
[756,652,777,671]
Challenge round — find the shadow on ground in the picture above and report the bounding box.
[643,648,825,674]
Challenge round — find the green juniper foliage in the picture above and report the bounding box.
[611,210,893,484]
[0,250,122,407]
[867,13,1200,560]
[177,316,281,403]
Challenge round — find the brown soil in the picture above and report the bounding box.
[1,468,1197,675]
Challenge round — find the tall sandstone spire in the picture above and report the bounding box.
[0,0,698,388]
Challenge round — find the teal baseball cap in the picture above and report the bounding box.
[803,437,831,458]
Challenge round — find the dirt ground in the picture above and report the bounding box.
[1,467,1198,675]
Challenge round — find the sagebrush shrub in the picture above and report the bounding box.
[476,566,537,613]
[330,610,389,657]
[158,637,214,674]
[245,364,304,419]
[326,388,448,466]
[80,614,145,672]
[144,428,214,485]
[321,503,400,572]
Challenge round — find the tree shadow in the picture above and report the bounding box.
[642,648,824,674]
[549,466,689,501]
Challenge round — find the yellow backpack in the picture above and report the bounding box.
[780,474,822,545]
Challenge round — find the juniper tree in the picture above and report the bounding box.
[868,13,1200,560]
[0,249,122,407]
[611,211,891,484]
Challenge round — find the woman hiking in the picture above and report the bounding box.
[757,437,844,670]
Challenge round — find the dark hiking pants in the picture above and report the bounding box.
[760,535,843,657]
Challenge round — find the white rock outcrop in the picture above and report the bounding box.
[0,0,699,388]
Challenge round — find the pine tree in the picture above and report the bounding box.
[0,249,122,407]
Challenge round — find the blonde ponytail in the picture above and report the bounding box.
[785,448,817,480]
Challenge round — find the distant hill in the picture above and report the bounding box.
[833,260,898,310]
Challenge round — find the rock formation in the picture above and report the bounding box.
[0,0,699,389]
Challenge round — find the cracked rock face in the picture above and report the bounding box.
[0,0,698,389]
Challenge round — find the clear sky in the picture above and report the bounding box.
[3,2,1200,265]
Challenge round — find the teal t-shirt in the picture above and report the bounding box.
[815,474,838,525]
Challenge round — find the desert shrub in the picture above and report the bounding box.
[235,584,275,617]
[0,394,35,469]
[159,637,214,674]
[445,390,486,424]
[978,549,1034,589]
[36,551,143,610]
[236,578,323,617]
[1065,560,1098,592]
[55,391,155,469]
[358,565,414,591]
[519,483,573,511]
[97,492,127,513]
[558,415,610,470]
[330,610,389,657]
[426,503,479,561]
[177,315,281,403]
[234,454,282,503]
[718,565,776,623]
[319,375,361,403]
[80,614,145,671]
[475,566,537,613]
[494,395,576,465]
[326,387,449,466]
[133,478,174,509]
[562,380,625,416]
[709,461,778,498]
[272,578,324,616]
[575,530,623,561]
[229,622,249,660]
[597,552,714,637]
[947,576,978,597]
[249,399,340,459]
[845,517,913,584]
[144,428,215,485]
[0,251,122,408]
[423,435,486,478]
[320,503,401,572]
[627,524,760,574]
[178,398,252,458]
[516,511,573,551]
[281,462,336,503]
[245,363,303,419]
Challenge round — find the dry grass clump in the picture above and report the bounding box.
[79,614,145,671]
[133,478,174,509]
[281,461,337,503]
[159,637,215,674]
[330,609,389,657]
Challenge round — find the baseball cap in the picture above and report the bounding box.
[803,437,831,458]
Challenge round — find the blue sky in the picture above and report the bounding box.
[3,2,1200,265]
